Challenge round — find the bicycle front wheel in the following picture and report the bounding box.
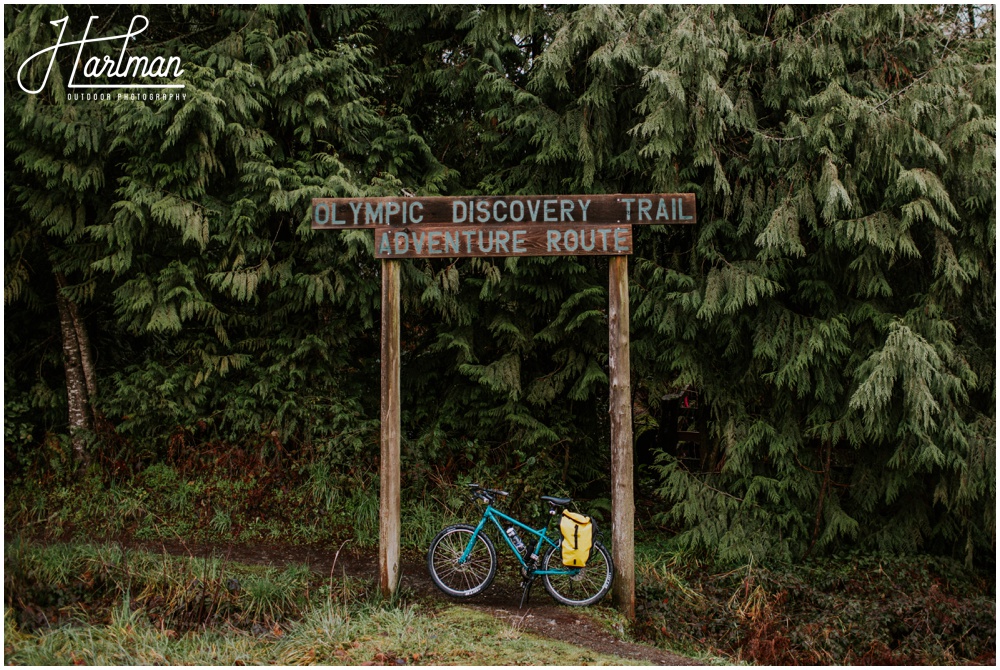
[541,540,614,606]
[427,524,497,598]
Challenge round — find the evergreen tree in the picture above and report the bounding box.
[5,4,993,565]
[618,5,995,563]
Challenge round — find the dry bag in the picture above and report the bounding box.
[560,510,593,567]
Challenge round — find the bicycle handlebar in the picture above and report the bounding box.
[468,484,508,502]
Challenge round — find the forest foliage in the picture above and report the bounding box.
[4,5,995,567]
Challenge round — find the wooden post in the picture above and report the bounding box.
[379,259,402,597]
[608,254,635,620]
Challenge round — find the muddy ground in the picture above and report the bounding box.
[139,539,700,665]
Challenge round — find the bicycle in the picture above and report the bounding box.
[427,484,614,607]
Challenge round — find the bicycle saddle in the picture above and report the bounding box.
[540,495,572,506]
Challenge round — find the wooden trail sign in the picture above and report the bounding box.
[312,191,695,620]
[312,193,696,230]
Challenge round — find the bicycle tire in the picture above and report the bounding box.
[541,540,614,606]
[427,524,497,598]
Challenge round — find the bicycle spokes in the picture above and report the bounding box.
[427,525,497,598]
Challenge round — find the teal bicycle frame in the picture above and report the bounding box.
[462,502,579,577]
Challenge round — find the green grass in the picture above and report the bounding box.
[4,540,644,665]
[5,604,645,665]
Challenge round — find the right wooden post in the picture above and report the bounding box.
[608,254,635,620]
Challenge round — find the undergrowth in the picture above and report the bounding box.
[634,545,996,665]
[5,463,462,551]
[4,539,330,634]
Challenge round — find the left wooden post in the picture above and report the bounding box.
[380,259,402,597]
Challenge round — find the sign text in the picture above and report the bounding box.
[313,194,696,229]
[373,225,633,259]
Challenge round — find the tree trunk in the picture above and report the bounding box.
[56,290,91,462]
[806,440,833,557]
[67,295,98,404]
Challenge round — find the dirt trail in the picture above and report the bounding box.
[139,539,699,665]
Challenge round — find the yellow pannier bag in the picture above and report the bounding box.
[560,511,593,567]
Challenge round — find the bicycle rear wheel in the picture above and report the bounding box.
[427,524,497,598]
[541,541,614,606]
